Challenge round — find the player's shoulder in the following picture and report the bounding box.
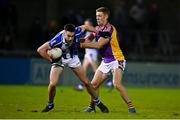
[106,23,114,32]
[95,26,99,30]
[75,26,84,37]
[75,26,82,33]
[52,30,64,40]
[49,30,64,45]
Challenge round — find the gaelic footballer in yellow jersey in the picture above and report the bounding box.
[80,7,136,113]
[95,22,125,63]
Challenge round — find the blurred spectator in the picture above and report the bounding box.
[74,10,84,26]
[112,0,130,54]
[0,29,14,50]
[28,18,43,50]
[0,0,18,30]
[0,0,17,50]
[148,2,160,48]
[128,0,147,54]
[28,19,61,51]
[60,9,84,27]
[8,2,18,31]
[47,20,60,39]
[129,0,147,30]
[0,0,9,27]
[61,10,77,27]
[113,0,129,31]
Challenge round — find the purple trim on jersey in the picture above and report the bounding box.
[101,21,108,31]
[118,60,125,71]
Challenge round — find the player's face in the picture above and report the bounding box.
[96,12,108,26]
[64,31,75,43]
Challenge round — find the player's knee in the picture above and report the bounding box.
[83,80,90,87]
[83,80,98,90]
[49,82,57,88]
[113,81,122,89]
[91,82,98,90]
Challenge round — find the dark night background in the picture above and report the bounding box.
[0,0,180,62]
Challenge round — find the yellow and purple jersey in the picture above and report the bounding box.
[95,22,125,63]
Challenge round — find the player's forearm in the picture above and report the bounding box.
[37,44,52,62]
[38,49,52,62]
[87,26,97,33]
[81,37,109,49]
[80,42,100,49]
[81,25,97,33]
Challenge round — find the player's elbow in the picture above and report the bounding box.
[37,47,42,54]
[37,46,45,55]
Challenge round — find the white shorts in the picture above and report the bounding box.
[97,60,126,74]
[84,53,98,63]
[52,55,81,68]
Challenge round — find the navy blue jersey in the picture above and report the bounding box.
[48,27,84,59]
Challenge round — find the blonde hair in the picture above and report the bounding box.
[96,7,110,17]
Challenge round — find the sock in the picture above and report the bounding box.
[88,101,95,109]
[48,101,54,108]
[93,97,100,105]
[107,81,113,87]
[78,84,84,89]
[127,101,133,108]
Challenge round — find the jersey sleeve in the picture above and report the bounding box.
[48,31,63,48]
[75,26,84,39]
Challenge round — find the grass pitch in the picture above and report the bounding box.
[0,85,180,119]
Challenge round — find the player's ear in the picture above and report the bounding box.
[105,14,109,20]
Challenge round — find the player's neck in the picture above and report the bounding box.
[99,21,108,30]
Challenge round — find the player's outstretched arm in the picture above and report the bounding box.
[80,24,97,34]
[80,37,109,49]
[37,42,53,62]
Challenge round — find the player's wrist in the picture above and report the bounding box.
[49,58,53,63]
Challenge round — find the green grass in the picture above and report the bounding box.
[0,85,180,119]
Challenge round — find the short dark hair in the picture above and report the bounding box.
[64,24,75,32]
[96,7,110,17]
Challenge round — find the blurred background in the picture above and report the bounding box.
[0,0,180,86]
